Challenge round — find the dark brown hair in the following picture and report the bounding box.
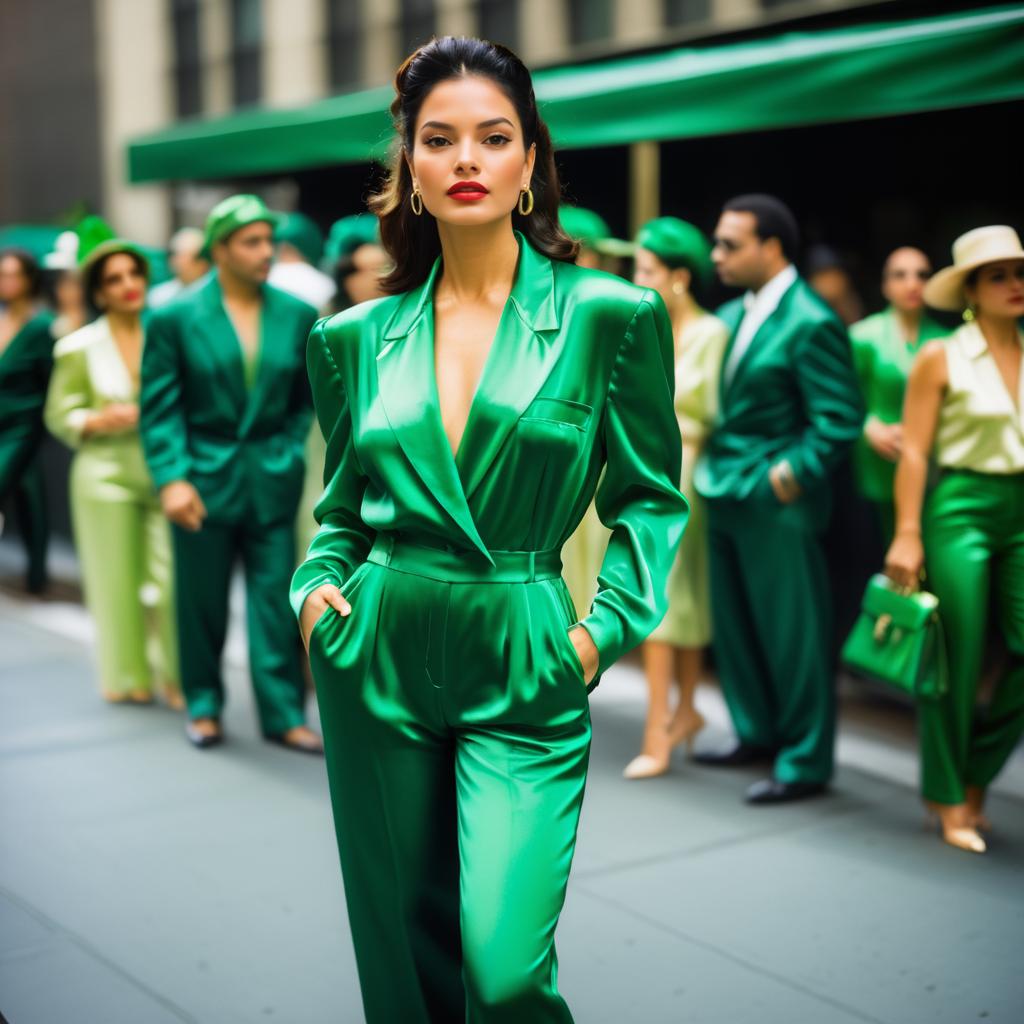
[86,246,150,313]
[369,36,577,295]
[0,247,43,299]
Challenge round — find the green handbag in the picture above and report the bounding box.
[841,573,948,700]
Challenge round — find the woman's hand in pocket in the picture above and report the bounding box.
[568,625,599,685]
[300,584,351,651]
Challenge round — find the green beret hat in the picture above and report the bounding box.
[275,211,324,266]
[202,194,281,257]
[559,206,634,258]
[322,213,381,271]
[635,217,713,282]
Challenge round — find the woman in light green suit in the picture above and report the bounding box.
[292,38,686,1023]
[886,225,1024,855]
[45,242,180,706]
[626,217,727,779]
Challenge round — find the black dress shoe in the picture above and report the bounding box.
[693,743,774,768]
[745,778,827,805]
[185,720,223,749]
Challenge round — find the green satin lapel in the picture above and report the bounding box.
[721,285,796,405]
[377,258,490,560]
[458,239,561,500]
[239,287,290,436]
[197,280,248,416]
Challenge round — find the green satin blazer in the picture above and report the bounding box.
[694,276,864,531]
[849,306,947,503]
[140,276,317,525]
[0,311,55,491]
[291,234,688,677]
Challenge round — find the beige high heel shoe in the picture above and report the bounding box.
[924,800,987,854]
[624,711,706,780]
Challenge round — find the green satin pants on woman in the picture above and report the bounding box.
[308,534,591,1024]
[70,437,178,696]
[921,469,1024,804]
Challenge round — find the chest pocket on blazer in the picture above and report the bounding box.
[515,398,593,512]
[519,397,592,431]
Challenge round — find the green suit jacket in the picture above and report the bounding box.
[140,276,317,526]
[291,234,688,677]
[849,306,947,503]
[694,276,864,531]
[0,311,55,492]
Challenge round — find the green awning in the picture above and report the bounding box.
[128,5,1024,183]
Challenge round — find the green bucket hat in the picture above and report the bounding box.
[635,217,713,283]
[202,194,281,258]
[275,211,324,266]
[559,206,634,258]
[322,213,381,271]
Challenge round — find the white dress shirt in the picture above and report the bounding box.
[722,263,798,387]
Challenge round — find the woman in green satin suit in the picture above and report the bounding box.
[45,242,180,706]
[626,217,727,780]
[886,225,1024,855]
[0,248,55,593]
[849,247,947,541]
[292,38,687,1023]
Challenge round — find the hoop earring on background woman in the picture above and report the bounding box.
[962,304,976,323]
[672,281,684,295]
[410,187,424,217]
[518,187,534,216]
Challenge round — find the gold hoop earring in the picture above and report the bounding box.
[672,281,684,296]
[517,187,534,216]
[962,304,975,323]
[410,188,424,217]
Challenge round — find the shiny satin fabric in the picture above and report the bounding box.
[45,317,178,695]
[294,234,687,1022]
[920,469,1024,804]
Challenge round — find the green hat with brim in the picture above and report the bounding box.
[322,213,381,271]
[275,211,324,266]
[202,194,281,259]
[74,215,151,293]
[559,206,634,259]
[635,216,713,283]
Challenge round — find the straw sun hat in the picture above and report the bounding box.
[923,225,1024,311]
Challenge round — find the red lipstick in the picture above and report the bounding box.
[447,181,489,201]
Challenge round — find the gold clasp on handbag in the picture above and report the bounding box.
[873,613,893,643]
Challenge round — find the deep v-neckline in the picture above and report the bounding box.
[431,294,512,468]
[977,326,1024,415]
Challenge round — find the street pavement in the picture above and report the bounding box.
[1,566,1022,1024]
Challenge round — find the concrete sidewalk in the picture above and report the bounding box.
[1,598,1021,1024]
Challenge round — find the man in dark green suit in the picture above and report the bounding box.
[140,195,320,752]
[694,195,864,803]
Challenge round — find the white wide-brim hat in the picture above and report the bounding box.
[924,225,1024,311]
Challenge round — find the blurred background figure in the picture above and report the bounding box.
[140,195,319,753]
[849,247,946,542]
[296,213,388,557]
[807,244,864,326]
[625,216,726,779]
[695,195,864,804]
[43,230,88,340]
[269,211,336,312]
[147,227,209,310]
[886,225,1024,855]
[45,227,180,708]
[0,247,56,593]
[556,204,630,620]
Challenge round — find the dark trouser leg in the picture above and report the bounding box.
[172,521,235,721]
[14,459,49,593]
[240,517,307,736]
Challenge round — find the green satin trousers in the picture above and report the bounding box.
[920,470,1024,804]
[70,444,177,695]
[171,518,307,734]
[308,534,591,1023]
[708,501,835,784]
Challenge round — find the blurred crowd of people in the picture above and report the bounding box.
[0,190,1020,852]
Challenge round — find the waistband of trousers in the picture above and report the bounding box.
[367,533,562,583]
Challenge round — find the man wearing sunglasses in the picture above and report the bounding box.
[693,193,864,804]
[848,248,947,542]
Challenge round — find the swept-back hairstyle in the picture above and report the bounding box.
[370,36,578,294]
[0,247,43,299]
